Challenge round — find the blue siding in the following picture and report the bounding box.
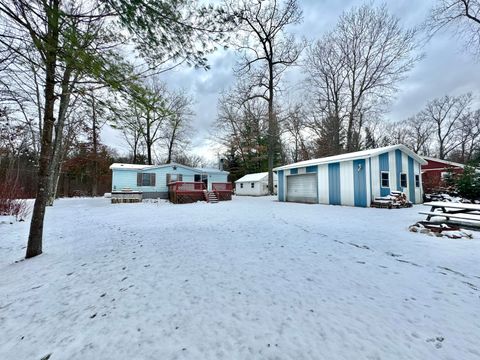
[278,170,284,201]
[328,163,341,205]
[353,159,367,207]
[112,165,227,193]
[306,165,317,173]
[290,168,298,175]
[395,150,403,191]
[408,156,415,203]
[379,152,390,196]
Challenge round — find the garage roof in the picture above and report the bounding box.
[273,144,427,172]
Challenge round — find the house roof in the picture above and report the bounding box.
[422,156,465,169]
[110,162,229,174]
[273,144,427,171]
[235,172,278,183]
[109,163,149,170]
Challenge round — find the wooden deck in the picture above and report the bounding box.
[167,182,233,204]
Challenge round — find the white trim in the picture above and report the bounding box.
[400,172,408,188]
[380,171,390,188]
[273,144,427,171]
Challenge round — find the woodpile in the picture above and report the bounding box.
[371,191,413,209]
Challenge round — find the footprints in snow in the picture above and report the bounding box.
[426,336,445,349]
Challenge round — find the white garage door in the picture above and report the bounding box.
[286,174,318,203]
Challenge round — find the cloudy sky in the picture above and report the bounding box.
[103,0,480,164]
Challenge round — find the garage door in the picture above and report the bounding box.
[286,174,318,203]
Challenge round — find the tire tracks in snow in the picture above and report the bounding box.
[272,210,480,294]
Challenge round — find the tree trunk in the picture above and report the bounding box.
[91,94,98,196]
[146,113,152,165]
[267,63,275,195]
[46,67,73,206]
[26,0,60,259]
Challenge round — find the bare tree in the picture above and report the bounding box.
[162,89,194,163]
[306,4,421,153]
[282,103,310,162]
[228,0,304,194]
[418,93,472,159]
[457,108,480,162]
[0,0,235,259]
[427,0,480,56]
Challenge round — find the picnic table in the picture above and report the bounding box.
[420,201,480,227]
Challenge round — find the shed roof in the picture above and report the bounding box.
[235,172,277,183]
[273,144,427,171]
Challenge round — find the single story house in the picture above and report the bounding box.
[110,162,229,200]
[235,172,278,196]
[421,157,465,192]
[273,144,427,207]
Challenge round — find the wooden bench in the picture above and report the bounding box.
[418,211,480,223]
[419,201,480,228]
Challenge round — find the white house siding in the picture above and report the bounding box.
[370,155,380,199]
[236,181,266,196]
[415,162,422,204]
[388,150,397,191]
[365,158,372,207]
[401,152,409,196]
[318,164,329,204]
[339,161,355,206]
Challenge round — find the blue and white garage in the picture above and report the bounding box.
[273,144,427,207]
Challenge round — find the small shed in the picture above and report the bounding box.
[273,144,427,207]
[421,157,465,192]
[110,163,229,200]
[235,172,278,196]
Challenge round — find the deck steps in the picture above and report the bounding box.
[204,191,219,203]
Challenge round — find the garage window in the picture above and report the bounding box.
[400,173,407,188]
[415,174,420,188]
[380,171,389,188]
[240,183,243,189]
[251,182,255,188]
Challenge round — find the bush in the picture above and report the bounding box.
[0,179,31,221]
[455,165,480,201]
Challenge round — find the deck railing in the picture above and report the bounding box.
[167,181,206,193]
[212,182,233,192]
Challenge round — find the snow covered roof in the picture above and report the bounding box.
[109,162,229,174]
[422,156,465,169]
[235,172,278,183]
[109,163,151,170]
[194,167,229,174]
[273,144,427,171]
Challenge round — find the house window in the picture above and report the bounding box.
[240,183,243,189]
[166,174,182,184]
[380,171,389,188]
[415,174,420,188]
[400,173,407,188]
[137,173,156,187]
[251,182,255,188]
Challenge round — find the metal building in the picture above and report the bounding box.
[273,145,427,207]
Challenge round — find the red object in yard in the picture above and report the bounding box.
[167,182,233,203]
[421,157,464,192]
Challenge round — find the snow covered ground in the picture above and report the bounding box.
[1,196,479,360]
